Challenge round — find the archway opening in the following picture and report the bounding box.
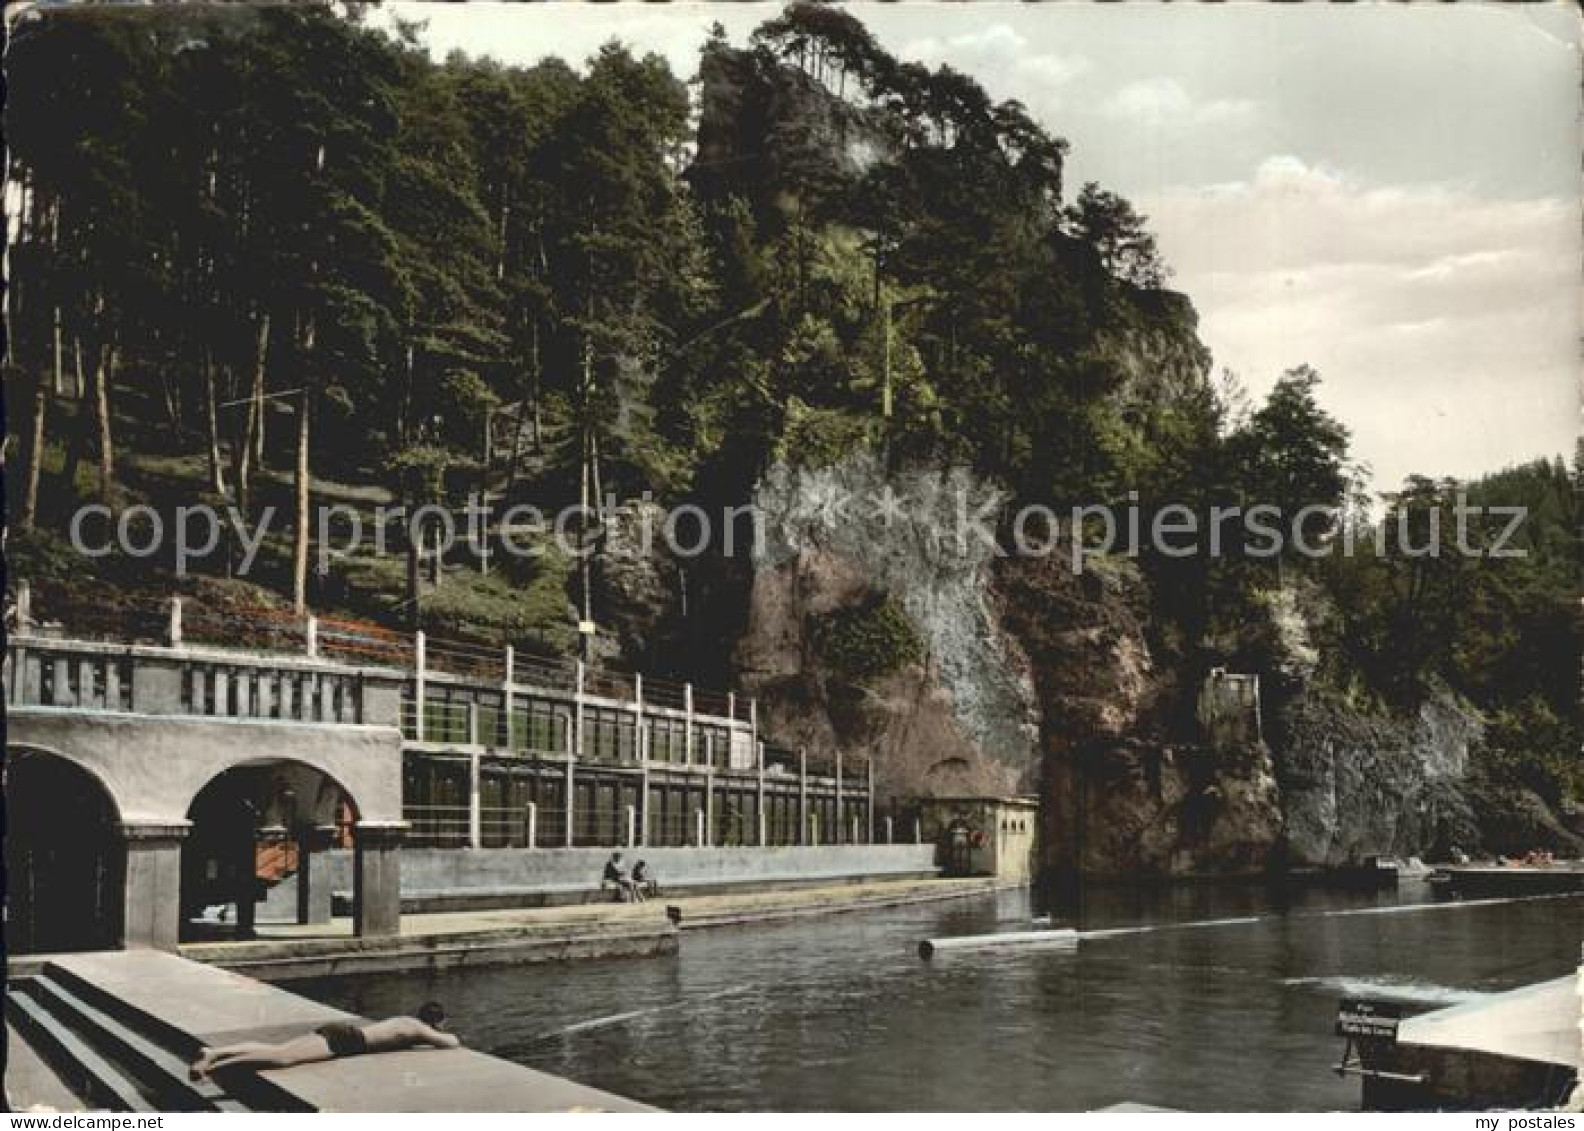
[6,749,123,954]
[181,761,357,942]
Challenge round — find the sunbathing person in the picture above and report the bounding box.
[190,1002,460,1080]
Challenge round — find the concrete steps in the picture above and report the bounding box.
[7,972,249,1112]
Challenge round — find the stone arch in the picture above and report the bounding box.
[181,758,363,942]
[5,746,125,953]
[7,711,406,946]
[6,740,128,821]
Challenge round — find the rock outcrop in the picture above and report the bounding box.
[735,455,1040,804]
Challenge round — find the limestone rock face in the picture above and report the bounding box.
[735,455,1041,805]
[1272,688,1484,867]
[993,553,1283,877]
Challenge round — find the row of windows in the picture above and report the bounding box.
[411,694,737,766]
[402,753,868,848]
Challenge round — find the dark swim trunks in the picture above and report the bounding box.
[315,1022,368,1058]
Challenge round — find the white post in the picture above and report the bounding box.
[835,747,845,845]
[810,811,820,847]
[503,644,516,750]
[694,807,705,848]
[305,615,319,659]
[798,746,809,847]
[756,740,767,847]
[726,691,735,720]
[468,751,482,849]
[683,682,695,767]
[15,581,31,628]
[168,597,183,647]
[525,801,537,849]
[749,696,759,771]
[885,816,894,845]
[625,804,637,849]
[414,630,427,742]
[705,762,715,848]
[867,757,875,845]
[914,817,923,845]
[568,660,582,847]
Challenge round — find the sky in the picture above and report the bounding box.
[384,1,1582,496]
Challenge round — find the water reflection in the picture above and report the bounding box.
[297,884,1584,1111]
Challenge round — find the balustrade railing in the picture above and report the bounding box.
[7,583,874,843]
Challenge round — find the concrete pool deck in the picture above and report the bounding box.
[179,875,1010,979]
[1358,975,1579,1110]
[18,950,653,1112]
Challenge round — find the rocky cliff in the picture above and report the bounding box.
[734,455,1040,804]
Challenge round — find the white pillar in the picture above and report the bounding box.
[835,747,845,845]
[705,765,715,848]
[694,807,706,848]
[413,630,427,741]
[468,751,482,849]
[168,597,183,647]
[525,801,537,849]
[914,817,923,845]
[15,580,32,628]
[867,757,876,845]
[885,816,894,845]
[798,746,809,847]
[625,804,637,849]
[503,644,516,749]
[305,615,319,659]
[756,740,767,847]
[683,682,695,766]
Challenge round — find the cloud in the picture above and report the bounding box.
[1143,158,1580,493]
[1105,78,1256,129]
[901,24,1092,108]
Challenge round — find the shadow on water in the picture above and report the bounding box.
[294,884,1584,1112]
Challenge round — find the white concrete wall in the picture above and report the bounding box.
[8,707,405,824]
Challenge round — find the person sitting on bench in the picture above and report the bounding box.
[632,859,659,898]
[603,851,644,902]
[189,1002,459,1080]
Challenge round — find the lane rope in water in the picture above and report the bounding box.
[534,983,754,1041]
[1072,890,1582,940]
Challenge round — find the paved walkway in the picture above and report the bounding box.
[180,876,1007,977]
[220,875,1000,941]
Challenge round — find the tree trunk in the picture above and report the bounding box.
[292,386,311,614]
[235,312,269,515]
[203,348,228,496]
[17,369,48,531]
[291,315,314,614]
[93,341,116,505]
[530,318,543,451]
[61,336,87,498]
[51,305,63,396]
[405,494,423,628]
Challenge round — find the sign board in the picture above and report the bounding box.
[1335,999,1401,1041]
[577,620,597,635]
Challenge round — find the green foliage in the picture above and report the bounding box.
[813,594,924,683]
[773,399,874,469]
[419,553,576,656]
[1476,696,1579,807]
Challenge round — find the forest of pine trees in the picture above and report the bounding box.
[5,3,1577,812]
